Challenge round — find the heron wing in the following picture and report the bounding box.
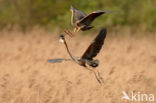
[81,28,107,60]
[47,58,70,63]
[74,9,86,21]
[77,10,112,25]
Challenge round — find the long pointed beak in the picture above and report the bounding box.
[70,4,74,11]
[71,4,73,9]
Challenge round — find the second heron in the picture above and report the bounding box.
[70,4,112,32]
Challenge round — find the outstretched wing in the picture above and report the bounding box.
[81,28,107,60]
[77,10,112,26]
[74,9,86,21]
[47,58,70,63]
[71,4,86,21]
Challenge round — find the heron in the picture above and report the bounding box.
[70,4,112,32]
[48,28,107,84]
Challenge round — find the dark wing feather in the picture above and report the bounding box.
[74,9,86,21]
[81,28,107,60]
[77,10,112,26]
[70,4,86,21]
[48,58,70,63]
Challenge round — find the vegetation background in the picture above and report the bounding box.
[0,1,156,103]
[0,0,156,33]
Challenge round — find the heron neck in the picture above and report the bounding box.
[71,11,75,26]
[63,39,77,62]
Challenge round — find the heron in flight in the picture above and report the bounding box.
[48,28,107,84]
[70,5,112,32]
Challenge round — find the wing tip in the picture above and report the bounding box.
[100,27,107,37]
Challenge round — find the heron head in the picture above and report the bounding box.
[59,34,65,43]
[70,4,74,12]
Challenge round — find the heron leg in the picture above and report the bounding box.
[64,29,74,37]
[77,25,85,32]
[76,27,81,32]
[66,29,75,37]
[96,70,104,84]
[93,70,102,85]
[74,28,77,32]
[85,67,103,85]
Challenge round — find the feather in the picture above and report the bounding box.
[81,28,107,60]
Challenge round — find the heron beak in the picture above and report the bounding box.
[70,4,74,11]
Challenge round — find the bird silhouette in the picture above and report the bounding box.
[48,28,107,84]
[70,4,112,32]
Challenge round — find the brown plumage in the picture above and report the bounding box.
[48,28,107,84]
[70,4,112,32]
[81,28,107,60]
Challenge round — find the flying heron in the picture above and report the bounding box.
[70,4,112,32]
[48,28,107,84]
